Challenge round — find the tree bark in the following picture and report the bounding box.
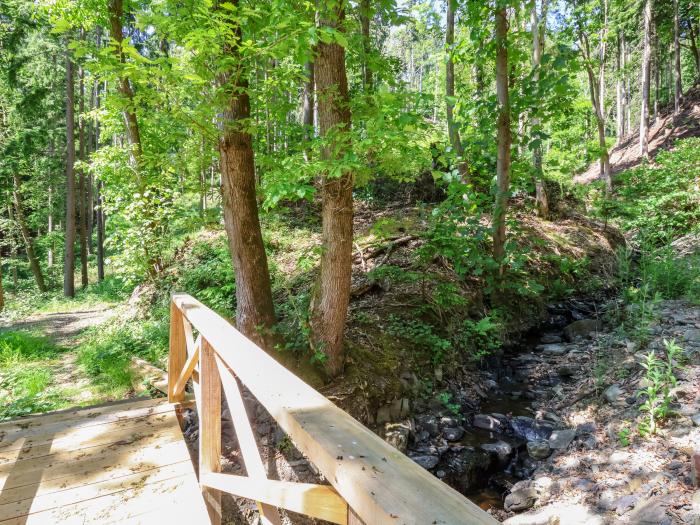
[616,34,626,143]
[78,64,88,288]
[0,251,4,313]
[640,0,652,158]
[673,0,682,113]
[492,5,511,291]
[309,0,354,377]
[64,45,76,297]
[445,0,467,178]
[531,0,549,218]
[302,59,315,160]
[217,0,277,351]
[688,22,700,80]
[12,174,47,292]
[48,185,54,267]
[359,0,373,93]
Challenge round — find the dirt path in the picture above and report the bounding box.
[1,306,115,346]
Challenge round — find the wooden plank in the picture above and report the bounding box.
[0,398,175,449]
[0,471,208,524]
[0,410,181,465]
[173,293,498,525]
[0,461,193,519]
[168,300,188,403]
[173,336,200,398]
[0,430,188,494]
[215,356,282,525]
[201,472,347,525]
[199,339,221,525]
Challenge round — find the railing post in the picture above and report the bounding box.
[168,297,187,403]
[200,338,222,525]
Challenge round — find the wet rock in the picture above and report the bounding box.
[415,414,439,436]
[536,343,568,355]
[409,454,439,470]
[481,440,513,460]
[504,487,539,512]
[548,429,576,450]
[563,319,601,342]
[439,416,459,428]
[442,426,465,442]
[511,416,554,441]
[603,384,623,404]
[442,448,493,493]
[473,414,502,431]
[384,421,410,452]
[527,440,551,460]
[692,414,700,426]
[540,334,563,344]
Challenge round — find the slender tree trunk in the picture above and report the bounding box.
[302,60,315,161]
[78,64,88,288]
[359,0,373,93]
[492,5,511,292]
[217,0,277,351]
[654,33,660,120]
[616,34,626,143]
[310,0,353,377]
[48,185,54,267]
[673,0,682,113]
[96,181,105,282]
[12,174,47,292]
[445,0,467,178]
[0,252,4,313]
[688,22,700,80]
[531,0,549,217]
[599,0,608,118]
[640,0,652,158]
[64,45,76,298]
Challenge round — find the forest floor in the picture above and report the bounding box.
[2,305,114,344]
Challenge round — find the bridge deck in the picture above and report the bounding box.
[0,397,209,524]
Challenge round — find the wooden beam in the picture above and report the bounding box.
[172,294,498,525]
[215,356,282,525]
[199,339,221,525]
[200,473,347,525]
[168,300,187,403]
[173,336,200,398]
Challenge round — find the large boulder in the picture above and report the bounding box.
[442,448,494,493]
[510,416,554,441]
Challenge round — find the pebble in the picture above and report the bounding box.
[603,384,623,404]
[473,414,501,431]
[548,429,576,450]
[691,414,700,426]
[527,440,551,460]
[504,487,539,512]
[481,440,513,458]
[409,454,439,470]
[442,426,465,442]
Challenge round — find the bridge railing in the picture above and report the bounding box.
[169,292,498,525]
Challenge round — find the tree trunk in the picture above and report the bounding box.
[688,22,700,80]
[445,0,467,178]
[64,45,76,298]
[217,0,277,351]
[640,0,651,158]
[492,5,511,292]
[302,60,315,161]
[359,0,373,93]
[12,174,47,292]
[654,28,660,120]
[673,0,682,113]
[48,185,54,267]
[0,252,4,313]
[309,0,353,377]
[616,34,626,143]
[531,0,549,218]
[599,0,608,118]
[78,64,88,289]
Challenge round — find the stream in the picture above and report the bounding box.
[404,298,605,511]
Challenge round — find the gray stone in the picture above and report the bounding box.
[598,489,619,511]
[504,488,539,512]
[473,413,502,431]
[692,414,700,427]
[481,440,513,459]
[444,448,494,493]
[557,365,576,377]
[685,329,700,343]
[511,416,554,441]
[415,414,439,436]
[564,319,602,341]
[409,454,439,470]
[541,334,563,344]
[603,384,624,404]
[548,429,576,450]
[527,440,551,460]
[442,426,465,442]
[537,343,568,355]
[628,496,671,525]
[614,494,641,515]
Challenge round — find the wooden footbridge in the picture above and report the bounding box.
[0,294,498,524]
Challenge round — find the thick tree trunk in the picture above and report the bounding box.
[531,0,549,218]
[64,46,76,298]
[673,0,682,113]
[217,0,277,351]
[492,6,511,291]
[309,0,353,377]
[12,174,47,292]
[78,65,88,288]
[640,0,651,158]
[359,0,373,92]
[445,0,467,178]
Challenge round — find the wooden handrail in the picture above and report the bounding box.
[169,293,498,525]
